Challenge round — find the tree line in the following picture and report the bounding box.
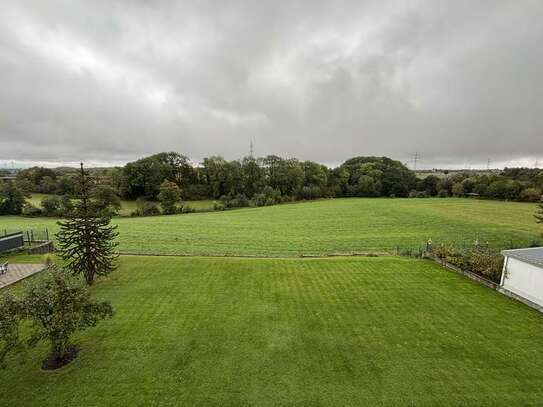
[2,153,542,216]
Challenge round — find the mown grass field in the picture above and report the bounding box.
[1,255,543,406]
[27,193,216,216]
[2,198,540,256]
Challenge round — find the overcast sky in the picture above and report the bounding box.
[1,1,542,169]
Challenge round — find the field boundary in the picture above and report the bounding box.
[118,251,392,259]
[426,255,543,313]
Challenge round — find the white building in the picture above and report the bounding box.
[501,247,543,307]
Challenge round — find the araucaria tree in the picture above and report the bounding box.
[536,200,543,224]
[0,267,112,369]
[56,163,119,285]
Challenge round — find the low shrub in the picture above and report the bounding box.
[519,188,541,202]
[131,198,161,216]
[180,205,196,214]
[21,203,42,217]
[431,242,503,283]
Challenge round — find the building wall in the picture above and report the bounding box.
[503,257,543,307]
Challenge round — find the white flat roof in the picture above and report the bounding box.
[502,247,543,269]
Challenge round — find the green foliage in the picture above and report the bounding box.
[520,188,542,202]
[56,164,119,285]
[0,182,27,215]
[157,180,181,214]
[131,197,161,216]
[0,293,24,368]
[122,152,192,199]
[0,267,112,367]
[41,195,62,217]
[91,185,121,216]
[21,202,43,217]
[338,156,416,197]
[432,242,504,282]
[536,201,543,224]
[418,169,543,202]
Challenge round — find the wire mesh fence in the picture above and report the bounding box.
[1,228,51,243]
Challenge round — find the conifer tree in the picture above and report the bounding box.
[56,163,119,285]
[536,200,543,224]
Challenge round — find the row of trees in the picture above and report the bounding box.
[13,153,419,201]
[5,154,543,217]
[410,169,543,201]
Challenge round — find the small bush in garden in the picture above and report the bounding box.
[519,188,541,202]
[131,198,161,216]
[429,242,503,283]
[0,267,113,370]
[213,202,225,211]
[180,205,195,214]
[41,195,62,217]
[21,203,42,217]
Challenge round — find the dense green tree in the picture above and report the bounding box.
[55,175,77,195]
[122,152,192,199]
[16,167,57,192]
[0,267,112,368]
[519,188,541,202]
[264,156,304,196]
[202,156,233,198]
[39,176,58,194]
[340,157,415,197]
[301,161,328,196]
[158,180,181,214]
[418,175,440,196]
[56,164,119,285]
[92,185,121,216]
[0,182,26,215]
[41,195,62,216]
[241,156,264,197]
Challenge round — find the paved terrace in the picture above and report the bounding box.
[0,264,47,288]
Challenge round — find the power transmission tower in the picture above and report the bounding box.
[249,140,254,157]
[413,152,419,171]
[535,159,539,169]
[487,158,490,171]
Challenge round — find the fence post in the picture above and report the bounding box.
[46,228,49,241]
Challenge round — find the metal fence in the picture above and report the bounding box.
[0,232,24,252]
[1,228,51,243]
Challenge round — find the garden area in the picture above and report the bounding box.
[1,255,543,406]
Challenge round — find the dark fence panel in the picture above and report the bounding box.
[0,232,24,252]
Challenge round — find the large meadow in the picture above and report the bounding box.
[2,197,543,406]
[2,198,540,255]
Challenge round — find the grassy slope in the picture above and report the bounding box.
[1,255,543,406]
[26,193,216,216]
[2,198,540,256]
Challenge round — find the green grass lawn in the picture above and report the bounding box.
[26,193,216,216]
[2,198,541,256]
[1,255,543,406]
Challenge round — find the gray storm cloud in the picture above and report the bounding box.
[0,0,542,168]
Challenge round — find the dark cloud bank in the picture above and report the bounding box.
[1,0,542,169]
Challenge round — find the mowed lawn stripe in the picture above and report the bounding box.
[2,256,543,406]
[1,198,540,256]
